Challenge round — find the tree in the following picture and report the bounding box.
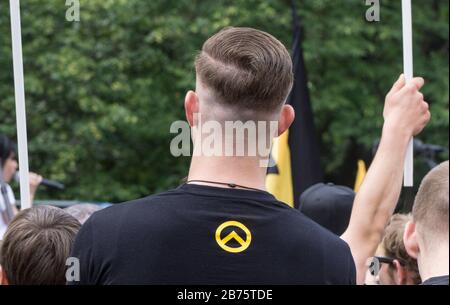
[0,0,448,202]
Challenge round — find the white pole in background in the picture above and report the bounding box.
[10,0,31,209]
[402,0,414,187]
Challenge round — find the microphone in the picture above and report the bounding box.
[14,172,65,190]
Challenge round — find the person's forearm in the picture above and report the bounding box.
[350,123,410,234]
[342,122,411,284]
[342,75,429,284]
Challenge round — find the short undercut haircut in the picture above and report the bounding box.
[195,27,294,112]
[412,161,449,243]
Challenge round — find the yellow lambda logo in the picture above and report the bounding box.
[215,221,252,253]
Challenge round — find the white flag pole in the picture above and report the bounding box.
[402,0,414,187]
[10,0,31,209]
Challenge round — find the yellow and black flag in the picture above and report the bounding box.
[266,1,323,208]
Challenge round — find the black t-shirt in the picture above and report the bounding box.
[421,275,449,285]
[69,184,356,285]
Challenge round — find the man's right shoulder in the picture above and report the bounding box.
[281,206,354,258]
[280,206,348,245]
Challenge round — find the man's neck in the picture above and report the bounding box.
[187,155,267,191]
[419,244,449,282]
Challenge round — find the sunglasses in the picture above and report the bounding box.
[367,256,406,276]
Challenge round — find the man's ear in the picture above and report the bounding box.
[0,265,8,285]
[185,90,199,127]
[278,104,295,136]
[393,260,407,285]
[404,221,420,260]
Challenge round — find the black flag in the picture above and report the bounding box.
[266,0,323,208]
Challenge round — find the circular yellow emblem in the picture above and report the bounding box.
[215,221,252,253]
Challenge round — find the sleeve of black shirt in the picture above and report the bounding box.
[326,238,357,285]
[67,215,96,285]
[347,247,357,285]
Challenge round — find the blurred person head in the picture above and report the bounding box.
[65,203,101,224]
[0,135,18,183]
[0,205,81,285]
[186,27,295,158]
[299,183,354,235]
[404,161,449,282]
[370,214,420,285]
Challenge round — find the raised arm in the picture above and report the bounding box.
[341,74,431,284]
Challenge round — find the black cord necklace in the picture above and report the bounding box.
[186,180,265,193]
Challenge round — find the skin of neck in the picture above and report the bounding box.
[185,79,294,191]
[418,239,449,282]
[188,155,269,191]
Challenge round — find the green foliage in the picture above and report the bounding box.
[0,0,448,202]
